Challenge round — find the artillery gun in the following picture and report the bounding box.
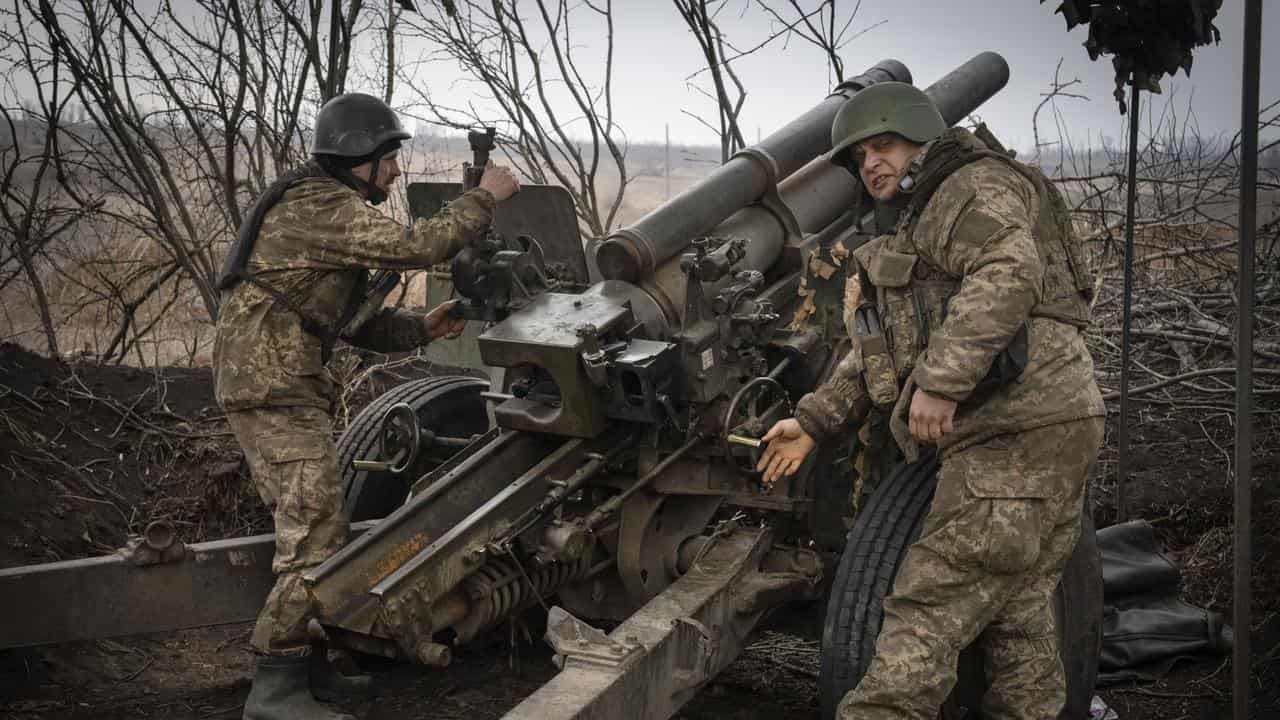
[0,52,1103,720]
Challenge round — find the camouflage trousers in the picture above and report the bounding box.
[838,417,1104,720]
[226,405,348,656]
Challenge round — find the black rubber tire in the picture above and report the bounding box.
[819,455,1102,720]
[338,375,489,521]
[804,438,852,553]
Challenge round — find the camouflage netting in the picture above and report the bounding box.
[1042,0,1222,111]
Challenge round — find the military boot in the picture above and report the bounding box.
[242,655,356,720]
[310,645,373,702]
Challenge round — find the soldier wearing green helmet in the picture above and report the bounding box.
[828,81,947,169]
[759,82,1104,718]
[214,93,519,720]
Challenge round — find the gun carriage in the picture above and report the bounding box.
[0,52,1103,720]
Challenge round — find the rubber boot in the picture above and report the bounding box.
[310,646,373,702]
[242,655,356,720]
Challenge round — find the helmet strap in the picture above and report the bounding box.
[362,154,388,205]
[896,140,934,196]
[315,153,388,205]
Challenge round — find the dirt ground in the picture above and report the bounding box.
[1,341,1278,719]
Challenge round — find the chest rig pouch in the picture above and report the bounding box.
[852,234,1028,409]
[855,235,960,407]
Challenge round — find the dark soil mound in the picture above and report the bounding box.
[0,342,262,569]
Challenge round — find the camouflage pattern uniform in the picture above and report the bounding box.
[794,128,1105,719]
[214,174,494,656]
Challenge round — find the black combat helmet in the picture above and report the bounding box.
[829,82,946,169]
[312,93,411,158]
[312,93,410,205]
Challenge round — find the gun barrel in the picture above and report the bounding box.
[635,52,1011,323]
[738,51,1012,274]
[595,59,912,283]
[923,50,1011,126]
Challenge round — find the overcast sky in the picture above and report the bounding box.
[539,0,1279,153]
[5,1,1273,156]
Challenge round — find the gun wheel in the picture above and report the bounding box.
[338,375,489,521]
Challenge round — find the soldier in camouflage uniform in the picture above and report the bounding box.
[213,93,519,720]
[759,82,1104,719]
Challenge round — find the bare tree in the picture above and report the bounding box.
[0,0,384,363]
[29,0,239,322]
[0,69,80,355]
[0,3,112,357]
[0,0,505,363]
[753,0,884,86]
[1031,59,1089,172]
[676,1,878,163]
[673,0,748,164]
[273,0,378,103]
[27,0,375,311]
[398,0,630,239]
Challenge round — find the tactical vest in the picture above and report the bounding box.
[852,143,1094,408]
[218,161,368,363]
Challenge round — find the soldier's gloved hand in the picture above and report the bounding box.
[478,161,520,202]
[424,300,467,340]
[757,418,816,486]
[908,388,957,443]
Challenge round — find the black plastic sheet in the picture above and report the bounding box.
[1096,520,1233,686]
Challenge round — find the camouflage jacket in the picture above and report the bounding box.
[214,175,494,412]
[794,128,1104,457]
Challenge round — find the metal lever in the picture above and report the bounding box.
[463,127,496,190]
[352,459,394,473]
[726,434,762,448]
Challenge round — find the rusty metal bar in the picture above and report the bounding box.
[1116,82,1140,522]
[0,522,373,649]
[595,59,913,282]
[1234,2,1262,716]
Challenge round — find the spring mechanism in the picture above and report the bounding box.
[460,552,593,636]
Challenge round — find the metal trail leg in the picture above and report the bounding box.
[0,522,375,649]
[503,527,817,720]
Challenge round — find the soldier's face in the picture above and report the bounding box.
[352,150,402,196]
[853,133,922,201]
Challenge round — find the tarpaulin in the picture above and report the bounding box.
[1096,520,1233,686]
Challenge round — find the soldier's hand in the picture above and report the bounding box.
[757,418,816,486]
[478,161,520,202]
[424,300,467,340]
[908,388,957,443]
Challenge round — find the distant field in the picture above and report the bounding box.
[2,123,1275,366]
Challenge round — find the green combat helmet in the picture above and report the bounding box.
[829,82,946,169]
